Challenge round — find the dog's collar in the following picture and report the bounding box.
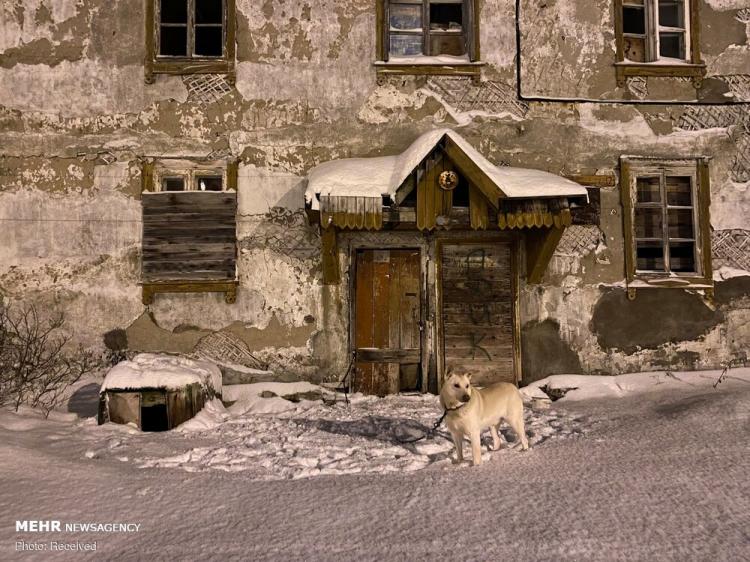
[444,401,468,413]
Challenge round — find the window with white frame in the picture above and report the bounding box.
[619,0,696,63]
[620,157,712,288]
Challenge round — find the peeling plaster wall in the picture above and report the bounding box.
[519,0,750,102]
[0,0,748,384]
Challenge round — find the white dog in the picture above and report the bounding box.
[439,371,529,466]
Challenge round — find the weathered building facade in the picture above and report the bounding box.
[1,1,749,394]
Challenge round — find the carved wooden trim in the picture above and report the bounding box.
[142,281,238,305]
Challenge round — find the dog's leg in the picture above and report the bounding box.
[470,431,482,466]
[450,430,464,464]
[489,425,503,451]
[509,415,530,451]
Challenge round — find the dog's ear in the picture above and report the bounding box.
[466,373,472,381]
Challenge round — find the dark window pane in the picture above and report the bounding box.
[163,177,185,191]
[623,36,646,62]
[195,26,223,57]
[658,1,683,28]
[161,0,188,24]
[666,176,692,206]
[430,3,463,32]
[390,4,422,30]
[159,26,188,56]
[430,33,465,56]
[668,209,694,239]
[659,32,685,59]
[635,208,664,238]
[195,0,223,24]
[390,34,423,56]
[637,241,665,271]
[623,6,646,34]
[669,242,695,272]
[636,176,661,203]
[196,176,223,191]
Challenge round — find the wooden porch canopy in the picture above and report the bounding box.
[305,129,589,283]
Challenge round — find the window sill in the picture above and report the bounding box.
[625,275,714,300]
[145,59,235,84]
[614,61,706,88]
[374,58,484,80]
[141,281,238,305]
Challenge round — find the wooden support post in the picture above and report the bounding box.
[526,227,565,284]
[321,227,340,285]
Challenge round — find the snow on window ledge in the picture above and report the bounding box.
[374,54,482,66]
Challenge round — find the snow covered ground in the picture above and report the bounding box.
[1,368,749,560]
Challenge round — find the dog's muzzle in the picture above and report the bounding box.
[460,394,470,403]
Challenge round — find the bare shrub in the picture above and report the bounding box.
[0,304,96,417]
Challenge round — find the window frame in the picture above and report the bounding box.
[140,157,239,304]
[620,156,712,296]
[145,0,236,83]
[613,0,705,88]
[375,0,482,79]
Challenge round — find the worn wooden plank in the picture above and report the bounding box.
[400,251,421,350]
[354,251,374,393]
[356,348,421,363]
[320,227,340,285]
[142,194,237,207]
[526,227,565,284]
[372,253,391,396]
[144,273,235,281]
[143,240,235,251]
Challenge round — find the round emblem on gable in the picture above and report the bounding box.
[438,170,459,191]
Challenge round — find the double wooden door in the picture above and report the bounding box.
[354,249,422,396]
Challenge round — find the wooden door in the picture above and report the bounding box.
[440,242,516,387]
[354,249,421,395]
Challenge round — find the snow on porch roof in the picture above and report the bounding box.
[304,129,588,210]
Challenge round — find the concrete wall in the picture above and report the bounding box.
[1,1,748,383]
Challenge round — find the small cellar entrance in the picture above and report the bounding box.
[140,391,169,432]
[354,249,422,396]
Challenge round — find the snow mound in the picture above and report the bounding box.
[521,369,750,402]
[177,399,229,432]
[100,353,222,394]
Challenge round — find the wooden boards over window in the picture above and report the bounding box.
[141,191,237,282]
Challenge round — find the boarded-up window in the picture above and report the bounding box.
[440,242,516,387]
[142,191,237,282]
